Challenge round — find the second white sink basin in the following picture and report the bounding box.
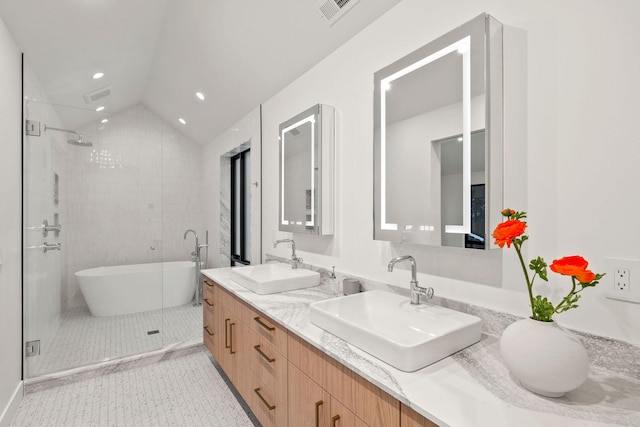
[309,290,482,372]
[231,263,320,294]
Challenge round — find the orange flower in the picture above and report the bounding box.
[549,256,590,278]
[501,208,516,217]
[492,219,527,248]
[575,269,596,283]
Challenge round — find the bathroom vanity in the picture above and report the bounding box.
[202,267,640,427]
[202,274,408,427]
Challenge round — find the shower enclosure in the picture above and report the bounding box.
[23,90,206,378]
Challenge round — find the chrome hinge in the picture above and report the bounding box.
[25,340,40,357]
[25,120,41,136]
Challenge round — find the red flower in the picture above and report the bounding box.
[492,219,527,248]
[550,256,595,282]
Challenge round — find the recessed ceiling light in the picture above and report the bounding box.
[92,72,104,79]
[96,106,105,112]
[101,118,109,123]
[195,91,205,101]
[178,118,186,125]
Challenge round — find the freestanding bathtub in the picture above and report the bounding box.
[75,261,196,317]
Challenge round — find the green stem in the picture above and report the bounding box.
[514,240,536,319]
[553,277,579,313]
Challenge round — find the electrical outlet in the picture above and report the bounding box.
[614,268,630,291]
[605,258,640,304]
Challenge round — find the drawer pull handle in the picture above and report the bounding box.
[229,322,236,354]
[254,316,275,332]
[254,345,275,363]
[315,400,323,427]
[203,326,214,336]
[204,280,214,287]
[224,318,231,349]
[204,298,214,307]
[331,414,340,427]
[254,388,276,410]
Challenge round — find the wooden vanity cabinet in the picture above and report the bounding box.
[211,284,288,427]
[206,280,435,427]
[202,278,219,359]
[245,318,288,427]
[288,332,398,427]
[400,404,438,427]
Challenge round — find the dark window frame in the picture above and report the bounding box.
[231,149,251,265]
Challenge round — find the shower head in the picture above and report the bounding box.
[67,135,93,147]
[44,125,93,147]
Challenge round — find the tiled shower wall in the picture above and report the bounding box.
[64,105,204,310]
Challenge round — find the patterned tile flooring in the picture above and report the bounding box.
[29,303,203,376]
[10,348,260,427]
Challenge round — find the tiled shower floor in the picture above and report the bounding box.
[29,303,203,376]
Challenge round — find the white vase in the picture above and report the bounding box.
[499,318,589,397]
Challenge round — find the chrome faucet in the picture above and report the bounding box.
[184,229,209,306]
[273,239,303,269]
[387,255,434,305]
[184,229,199,260]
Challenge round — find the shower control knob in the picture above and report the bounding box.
[42,242,61,253]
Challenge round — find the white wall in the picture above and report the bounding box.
[263,0,640,344]
[0,14,23,427]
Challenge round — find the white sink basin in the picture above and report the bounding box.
[309,290,482,372]
[231,263,320,294]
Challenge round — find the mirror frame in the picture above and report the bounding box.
[279,104,335,235]
[373,13,503,249]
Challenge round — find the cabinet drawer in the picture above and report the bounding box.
[203,277,217,298]
[247,329,287,404]
[249,373,287,427]
[203,307,216,353]
[203,282,216,307]
[247,309,288,357]
[400,403,439,427]
[203,306,216,332]
[355,375,399,427]
[325,356,399,427]
[288,331,325,386]
[202,279,217,358]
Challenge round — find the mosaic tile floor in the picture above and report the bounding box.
[29,303,203,376]
[10,348,260,427]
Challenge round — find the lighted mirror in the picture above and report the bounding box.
[374,13,503,249]
[279,104,335,235]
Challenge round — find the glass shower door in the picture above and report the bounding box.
[23,97,166,377]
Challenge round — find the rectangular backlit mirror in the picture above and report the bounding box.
[279,104,335,235]
[374,13,503,249]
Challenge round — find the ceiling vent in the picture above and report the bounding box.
[316,0,360,26]
[83,86,112,104]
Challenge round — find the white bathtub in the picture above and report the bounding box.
[75,261,196,317]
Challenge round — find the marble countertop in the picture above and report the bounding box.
[202,267,640,427]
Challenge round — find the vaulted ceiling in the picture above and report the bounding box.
[0,0,401,144]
